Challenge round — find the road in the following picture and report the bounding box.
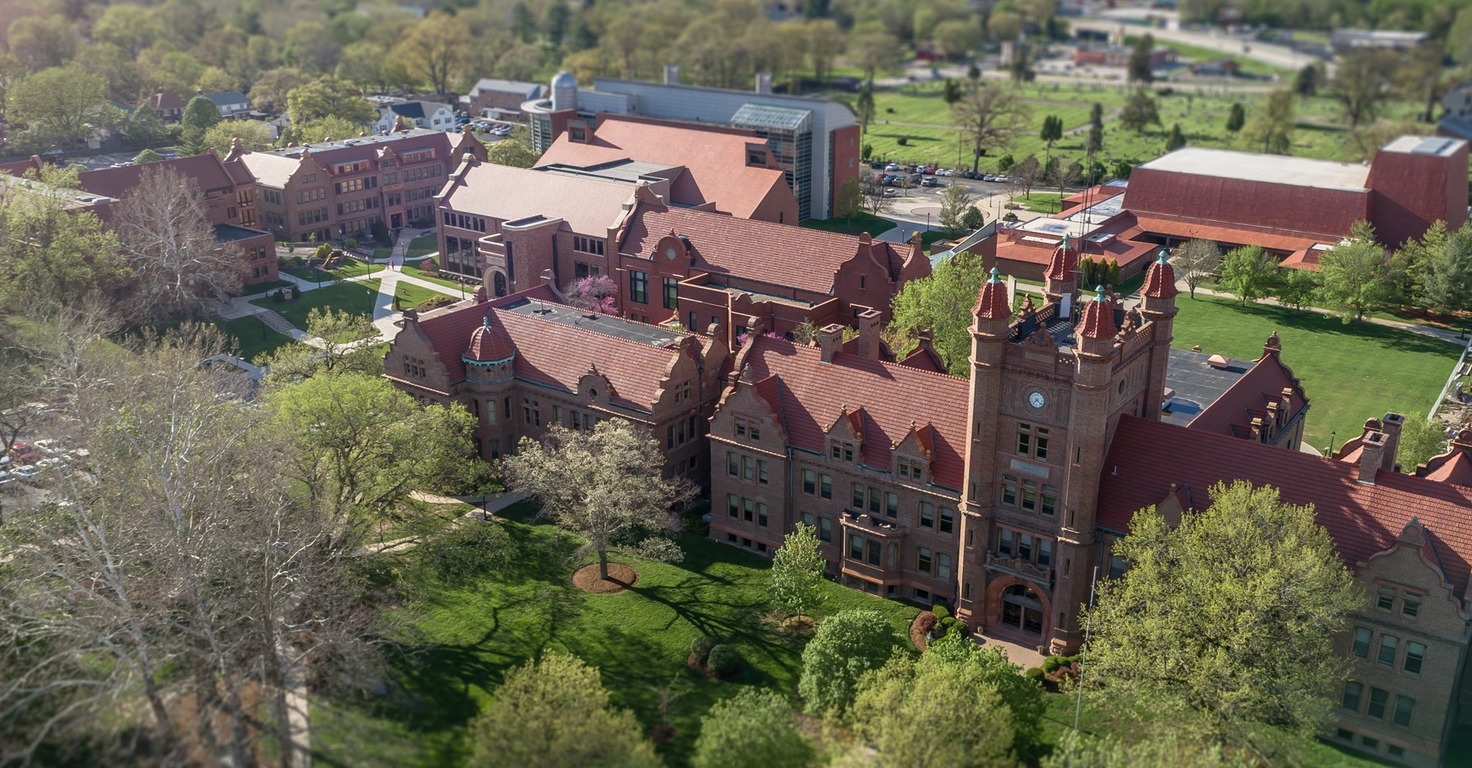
[1075,9,1328,74]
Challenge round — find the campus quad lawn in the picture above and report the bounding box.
[312,507,918,768]
[249,279,380,330]
[401,259,469,292]
[800,210,898,238]
[407,234,438,258]
[1012,192,1066,215]
[282,259,376,283]
[395,281,459,310]
[213,316,292,363]
[1170,295,1460,450]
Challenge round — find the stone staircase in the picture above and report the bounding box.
[254,310,297,336]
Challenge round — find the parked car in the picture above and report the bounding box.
[35,457,65,471]
[869,160,885,169]
[921,176,940,187]
[983,174,997,182]
[995,175,1010,183]
[885,163,901,172]
[883,187,901,197]
[11,464,37,481]
[33,439,64,455]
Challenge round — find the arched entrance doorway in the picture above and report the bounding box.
[493,272,507,297]
[1000,584,1045,635]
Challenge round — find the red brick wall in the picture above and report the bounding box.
[1126,167,1371,240]
[1367,143,1470,248]
[830,124,862,219]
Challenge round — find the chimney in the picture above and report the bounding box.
[664,64,681,85]
[856,309,882,360]
[1250,416,1265,443]
[755,72,773,94]
[818,323,845,363]
[1380,412,1405,472]
[1358,431,1387,485]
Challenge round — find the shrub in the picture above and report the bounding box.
[861,143,873,160]
[271,288,286,303]
[1024,667,1045,681]
[691,634,717,663]
[343,237,358,250]
[931,605,950,620]
[422,258,439,274]
[707,644,740,677]
[421,521,511,580]
[896,136,909,146]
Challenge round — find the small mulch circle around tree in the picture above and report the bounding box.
[571,562,638,594]
[909,611,934,652]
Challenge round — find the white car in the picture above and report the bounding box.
[33,439,65,455]
[35,457,65,470]
[12,464,37,480]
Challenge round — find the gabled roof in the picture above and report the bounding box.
[442,161,636,236]
[237,152,301,189]
[1424,452,1472,486]
[75,153,240,200]
[146,92,186,111]
[740,336,970,489]
[619,202,904,296]
[409,288,704,411]
[470,78,543,97]
[1186,343,1306,440]
[388,100,450,120]
[203,91,249,107]
[536,116,792,219]
[1098,416,1472,595]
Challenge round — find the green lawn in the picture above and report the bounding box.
[401,262,470,292]
[1170,295,1460,449]
[314,505,918,767]
[212,316,293,363]
[249,280,380,330]
[407,234,438,258]
[396,281,459,310]
[240,278,293,296]
[282,259,376,282]
[1012,192,1066,215]
[1128,35,1295,79]
[800,211,898,238]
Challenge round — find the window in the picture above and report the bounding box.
[1377,587,1396,611]
[1377,635,1399,667]
[1002,476,1018,506]
[939,508,954,534]
[1361,735,1379,749]
[829,440,855,462]
[1040,489,1057,516]
[937,553,951,579]
[757,503,768,527]
[919,502,935,528]
[521,398,540,426]
[851,483,864,509]
[1016,423,1049,459]
[630,271,647,304]
[1404,641,1424,674]
[999,528,1014,556]
[727,494,739,517]
[758,460,768,485]
[1109,554,1126,579]
[741,455,754,482]
[1367,687,1388,719]
[572,235,605,255]
[1388,745,1405,758]
[1018,533,1033,561]
[1035,428,1049,459]
[819,517,832,542]
[1038,539,1052,567]
[885,492,898,518]
[1352,627,1372,659]
[867,487,881,515]
[743,498,755,522]
[802,469,816,495]
[1021,484,1037,512]
[819,474,832,499]
[1336,729,1354,741]
[1402,595,1421,618]
[917,547,933,574]
[1393,696,1414,727]
[897,456,922,480]
[1342,682,1362,711]
[727,451,739,477]
[663,277,678,310]
[1016,430,1031,455]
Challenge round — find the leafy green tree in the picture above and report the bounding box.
[133,148,163,164]
[1165,122,1185,151]
[1040,114,1063,163]
[1333,48,1395,128]
[511,0,538,43]
[1225,102,1245,133]
[268,371,478,533]
[1118,88,1160,134]
[123,103,176,148]
[257,308,382,378]
[889,250,990,376]
[0,167,127,310]
[798,609,904,718]
[1127,34,1154,84]
[770,523,826,619]
[486,128,540,168]
[1398,417,1449,473]
[181,95,223,133]
[1240,89,1294,154]
[938,183,973,234]
[961,205,986,230]
[1086,121,1104,154]
[834,178,863,225]
[1010,41,1034,82]
[202,120,275,155]
[1293,63,1319,97]
[852,651,1016,767]
[848,30,904,84]
[1219,245,1277,305]
[249,67,307,111]
[1317,236,1396,322]
[504,421,695,580]
[1273,267,1320,310]
[7,66,121,152]
[285,79,376,126]
[290,115,363,145]
[1044,730,1247,768]
[1412,222,1472,317]
[395,11,471,95]
[470,655,661,768]
[1110,158,1134,180]
[942,77,962,105]
[926,632,1048,756]
[1087,481,1359,742]
[692,689,812,768]
[542,1,572,45]
[855,85,875,134]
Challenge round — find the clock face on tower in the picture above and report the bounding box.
[1028,391,1046,410]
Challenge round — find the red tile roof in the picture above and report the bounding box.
[1186,345,1306,440]
[537,116,792,220]
[1424,452,1472,486]
[1076,291,1116,339]
[1130,213,1330,255]
[412,287,701,410]
[619,203,904,296]
[1098,416,1472,594]
[973,268,1010,319]
[742,336,971,489]
[76,153,241,200]
[466,315,515,362]
[1141,252,1177,299]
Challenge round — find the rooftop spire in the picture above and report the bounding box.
[973,266,1011,320]
[1076,284,1117,340]
[1141,248,1179,301]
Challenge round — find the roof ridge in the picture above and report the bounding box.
[756,335,967,383]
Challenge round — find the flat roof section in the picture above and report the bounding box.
[1137,148,1370,192]
[499,297,687,348]
[1161,349,1255,427]
[1380,135,1465,157]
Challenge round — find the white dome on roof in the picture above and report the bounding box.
[551,71,577,90]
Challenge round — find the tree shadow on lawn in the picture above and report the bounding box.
[627,576,804,682]
[1193,297,1458,356]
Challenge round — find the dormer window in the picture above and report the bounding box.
[829,440,855,462]
[897,456,924,481]
[734,416,760,441]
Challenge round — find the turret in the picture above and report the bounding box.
[1043,233,1080,318]
[1138,250,1179,421]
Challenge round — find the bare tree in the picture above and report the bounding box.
[951,80,1031,173]
[1172,239,1222,299]
[0,328,367,766]
[114,165,243,325]
[1008,155,1042,200]
[860,173,894,216]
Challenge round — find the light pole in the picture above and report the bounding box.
[1073,565,1099,731]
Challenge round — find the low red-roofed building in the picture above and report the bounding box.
[382,284,728,483]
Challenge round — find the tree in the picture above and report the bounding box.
[0,167,127,310]
[1240,89,1294,154]
[249,66,307,111]
[692,689,812,768]
[951,80,1031,173]
[290,115,364,145]
[852,652,1016,767]
[565,274,619,315]
[1267,267,1316,310]
[855,85,875,134]
[1010,41,1034,82]
[202,120,275,155]
[470,655,661,768]
[924,632,1049,756]
[1410,222,1472,317]
[1398,418,1449,473]
[113,166,242,324]
[1317,237,1396,323]
[770,523,825,620]
[1009,154,1042,198]
[256,307,382,377]
[6,14,80,70]
[889,251,989,376]
[1225,102,1245,133]
[1040,114,1063,151]
[860,173,894,216]
[1086,122,1105,154]
[1118,88,1160,134]
[1219,245,1277,306]
[543,1,572,45]
[1333,49,1395,128]
[181,94,223,134]
[396,11,471,95]
[505,421,694,580]
[122,103,175,148]
[486,129,540,168]
[1165,122,1185,151]
[1171,240,1221,299]
[1087,481,1359,741]
[1127,34,1155,84]
[803,19,843,83]
[834,178,863,225]
[269,372,478,534]
[962,205,986,230]
[1293,63,1319,97]
[799,609,904,718]
[987,11,1022,42]
[942,77,962,105]
[937,183,974,234]
[847,30,903,84]
[6,66,120,151]
[1452,6,1472,71]
[510,0,538,43]
[1043,730,1245,768]
[285,79,376,127]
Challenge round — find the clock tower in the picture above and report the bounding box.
[955,243,1179,654]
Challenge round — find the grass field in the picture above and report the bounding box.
[800,211,898,237]
[1170,295,1460,449]
[401,261,470,292]
[282,259,376,283]
[250,280,380,330]
[396,281,458,310]
[1012,192,1066,214]
[213,315,292,363]
[407,234,438,258]
[313,504,918,767]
